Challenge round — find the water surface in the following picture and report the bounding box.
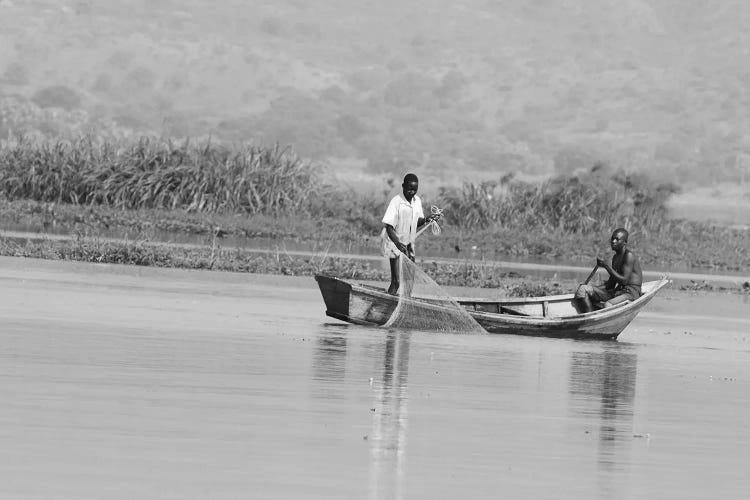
[0,257,748,499]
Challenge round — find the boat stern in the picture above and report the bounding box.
[314,275,352,322]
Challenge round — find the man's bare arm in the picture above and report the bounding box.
[598,254,634,286]
[385,224,408,254]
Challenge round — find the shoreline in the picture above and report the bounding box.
[1,195,749,275]
[1,231,748,296]
[2,255,748,322]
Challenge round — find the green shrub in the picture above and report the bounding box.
[31,85,82,111]
[0,136,323,215]
[259,17,284,36]
[437,165,680,234]
[2,62,29,86]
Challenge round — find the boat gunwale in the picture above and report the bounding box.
[346,277,670,323]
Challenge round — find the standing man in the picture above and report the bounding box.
[382,173,440,295]
[574,228,643,313]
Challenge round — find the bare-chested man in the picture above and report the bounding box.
[574,228,643,313]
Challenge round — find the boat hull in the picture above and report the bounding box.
[314,275,670,340]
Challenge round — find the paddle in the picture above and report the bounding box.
[583,264,599,285]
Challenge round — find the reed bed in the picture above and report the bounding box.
[0,135,684,235]
[1,135,747,272]
[0,136,323,214]
[435,167,678,235]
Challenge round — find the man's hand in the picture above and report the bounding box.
[596,256,609,269]
[406,243,415,262]
[396,242,408,255]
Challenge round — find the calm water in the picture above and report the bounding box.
[0,257,749,499]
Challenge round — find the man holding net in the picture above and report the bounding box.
[381,173,441,295]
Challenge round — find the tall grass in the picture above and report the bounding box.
[437,166,679,235]
[0,136,679,234]
[3,135,746,271]
[0,135,323,214]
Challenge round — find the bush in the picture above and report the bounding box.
[31,85,82,111]
[91,73,112,93]
[123,66,156,92]
[335,114,367,143]
[0,136,324,215]
[383,72,440,111]
[2,62,29,86]
[436,166,679,234]
[259,17,284,36]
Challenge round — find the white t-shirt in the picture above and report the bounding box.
[381,193,424,256]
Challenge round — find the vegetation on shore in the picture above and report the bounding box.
[0,233,564,296]
[2,234,746,295]
[0,136,748,275]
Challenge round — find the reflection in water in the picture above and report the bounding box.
[369,332,411,500]
[311,330,411,499]
[312,333,348,385]
[311,332,349,401]
[569,345,638,497]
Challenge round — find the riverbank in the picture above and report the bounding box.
[1,137,749,274]
[1,230,748,296]
[2,197,750,273]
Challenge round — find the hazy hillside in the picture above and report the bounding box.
[2,0,750,185]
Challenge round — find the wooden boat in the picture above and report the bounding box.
[314,274,670,340]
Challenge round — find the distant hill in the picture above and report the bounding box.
[1,0,749,185]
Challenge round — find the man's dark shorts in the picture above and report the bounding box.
[575,284,642,303]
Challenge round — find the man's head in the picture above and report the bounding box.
[402,173,419,201]
[610,228,629,251]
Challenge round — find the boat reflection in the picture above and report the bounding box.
[311,329,411,499]
[569,344,638,497]
[310,329,640,498]
[312,333,348,381]
[368,331,411,500]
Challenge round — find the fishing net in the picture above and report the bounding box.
[383,256,486,334]
[416,206,443,238]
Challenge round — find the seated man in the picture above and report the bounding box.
[575,228,643,313]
